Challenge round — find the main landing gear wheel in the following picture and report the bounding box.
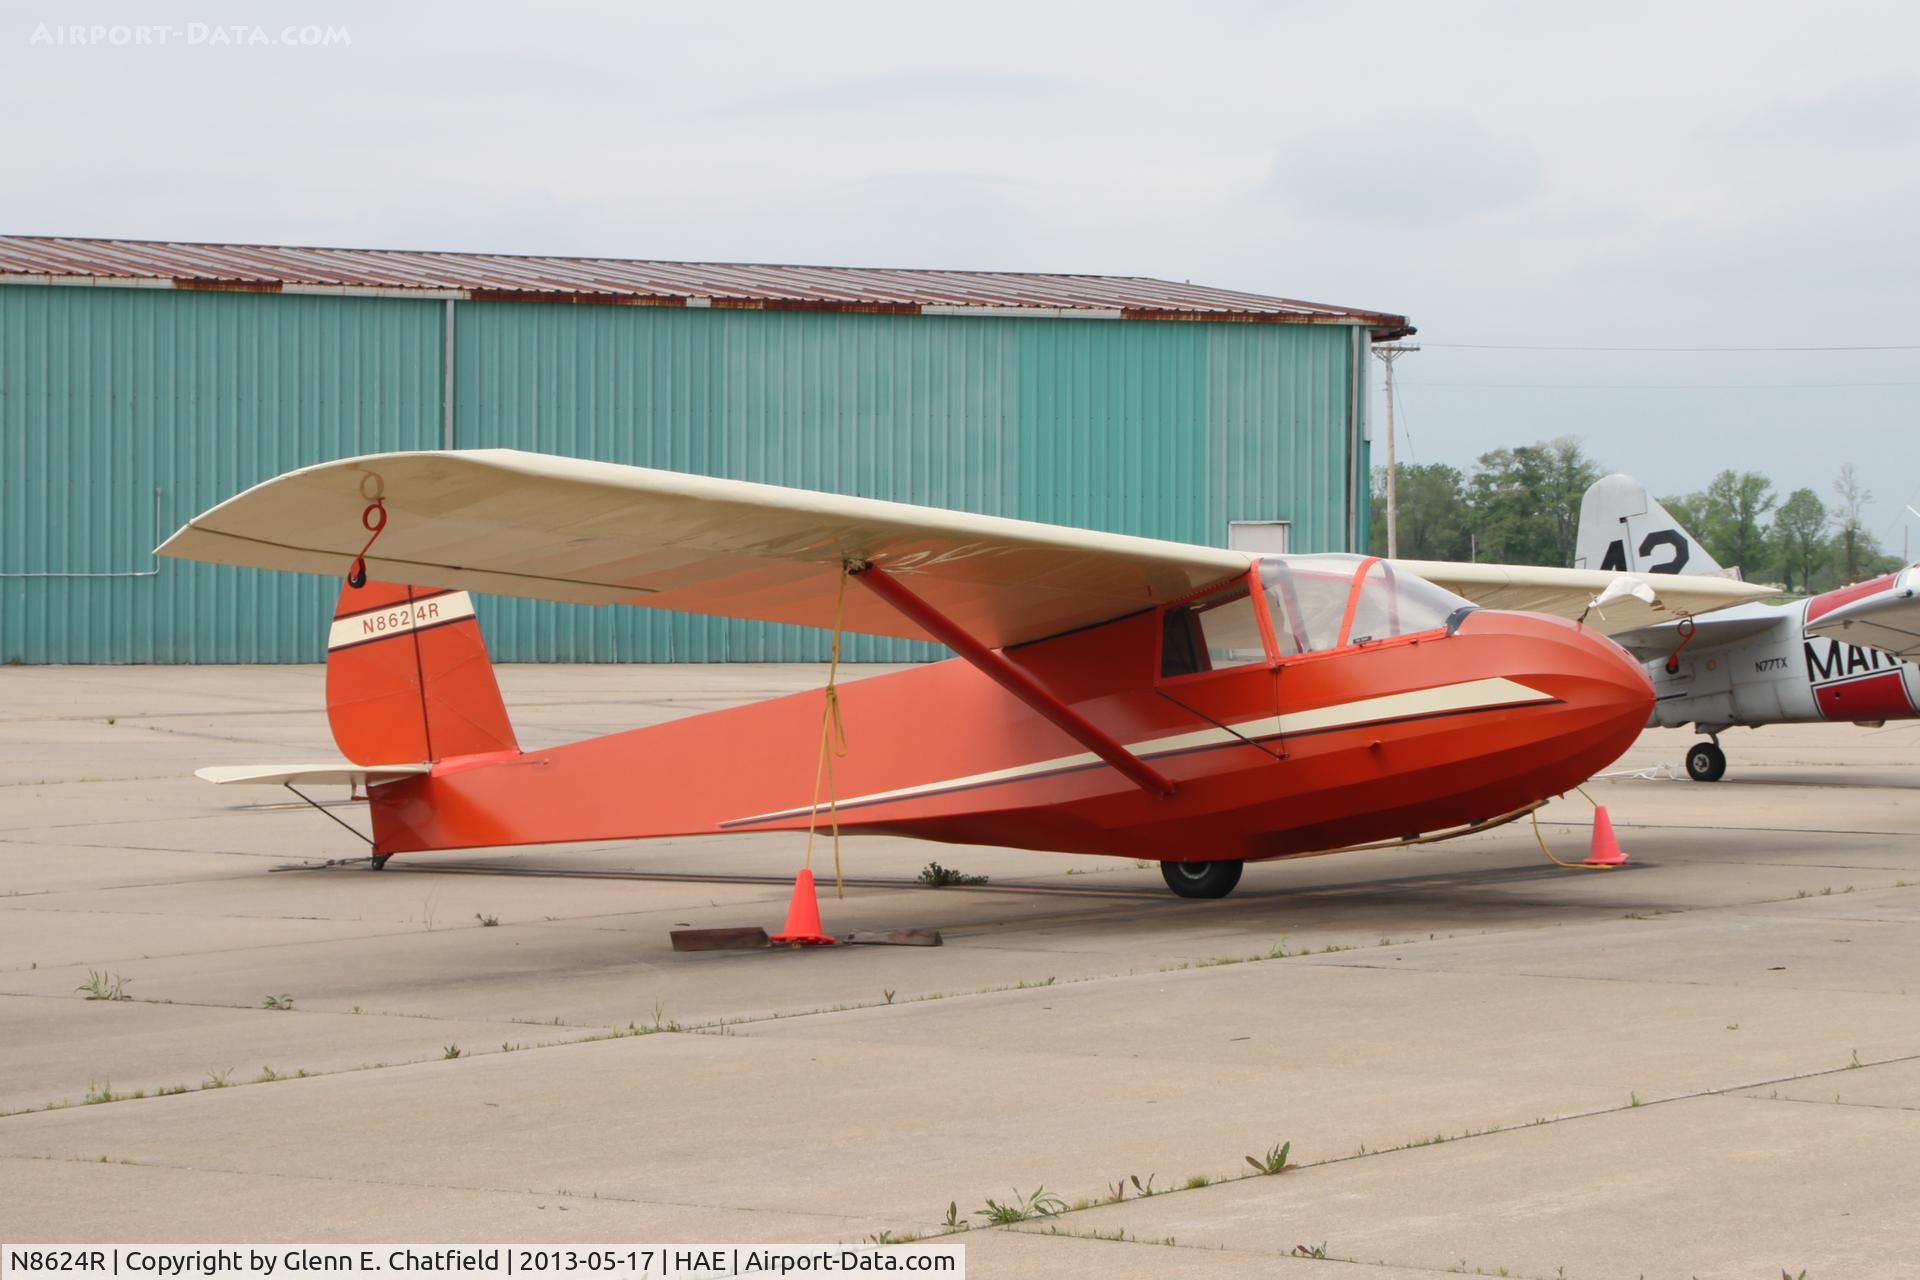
[369,854,391,871]
[1161,859,1244,899]
[1684,741,1727,783]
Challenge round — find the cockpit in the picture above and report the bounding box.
[1159,554,1477,678]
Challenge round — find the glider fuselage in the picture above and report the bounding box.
[368,569,1653,863]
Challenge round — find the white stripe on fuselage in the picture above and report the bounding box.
[327,592,476,651]
[725,676,1552,826]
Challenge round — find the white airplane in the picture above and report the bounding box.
[1574,475,1920,780]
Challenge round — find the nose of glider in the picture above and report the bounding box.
[1453,607,1654,786]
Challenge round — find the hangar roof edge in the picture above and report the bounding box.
[0,235,1414,337]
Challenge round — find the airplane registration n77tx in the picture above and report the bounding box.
[161,451,1770,899]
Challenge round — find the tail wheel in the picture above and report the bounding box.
[369,854,391,871]
[1161,859,1244,899]
[1684,741,1727,782]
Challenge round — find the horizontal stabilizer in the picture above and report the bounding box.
[195,763,431,788]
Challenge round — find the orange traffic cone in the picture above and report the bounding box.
[1583,805,1630,867]
[770,867,838,944]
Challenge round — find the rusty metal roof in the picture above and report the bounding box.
[0,236,1411,334]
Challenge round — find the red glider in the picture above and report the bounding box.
[165,451,1767,898]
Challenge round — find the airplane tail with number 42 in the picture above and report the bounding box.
[163,451,1771,897]
[1575,473,1920,781]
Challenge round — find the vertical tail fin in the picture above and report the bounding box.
[325,580,519,765]
[1575,474,1734,578]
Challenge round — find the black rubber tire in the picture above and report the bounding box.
[1684,741,1727,783]
[1161,859,1244,899]
[369,854,391,871]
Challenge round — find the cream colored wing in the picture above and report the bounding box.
[1391,559,1775,635]
[159,450,1250,648]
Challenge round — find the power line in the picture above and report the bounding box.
[1420,342,1920,352]
[1394,380,1417,462]
[1398,379,1920,390]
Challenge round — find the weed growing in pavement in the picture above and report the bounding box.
[443,1045,463,1060]
[202,1069,233,1089]
[918,862,989,888]
[1245,1141,1295,1175]
[263,994,293,1011]
[475,913,500,927]
[1292,1243,1328,1259]
[77,971,131,1001]
[976,1187,1067,1225]
[1183,1174,1211,1190]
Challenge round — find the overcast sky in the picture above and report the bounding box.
[7,0,1917,552]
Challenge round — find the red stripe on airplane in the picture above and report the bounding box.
[1814,670,1916,720]
[1805,574,1898,625]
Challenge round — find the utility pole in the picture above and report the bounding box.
[1371,344,1419,557]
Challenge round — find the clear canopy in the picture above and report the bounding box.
[1161,555,1476,678]
[1259,555,1474,655]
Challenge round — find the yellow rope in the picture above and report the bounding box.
[1530,807,1612,870]
[803,570,851,898]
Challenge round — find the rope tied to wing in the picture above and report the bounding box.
[1664,614,1698,674]
[346,500,388,590]
[802,567,852,898]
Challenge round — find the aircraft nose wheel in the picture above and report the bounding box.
[1160,858,1244,899]
[1684,741,1727,782]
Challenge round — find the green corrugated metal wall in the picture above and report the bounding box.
[0,284,1371,663]
[1,286,442,662]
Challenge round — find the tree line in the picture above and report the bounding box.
[1367,438,1908,593]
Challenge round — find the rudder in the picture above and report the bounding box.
[326,580,519,765]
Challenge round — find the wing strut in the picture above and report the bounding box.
[851,564,1177,798]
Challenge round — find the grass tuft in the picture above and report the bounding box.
[77,970,131,1001]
